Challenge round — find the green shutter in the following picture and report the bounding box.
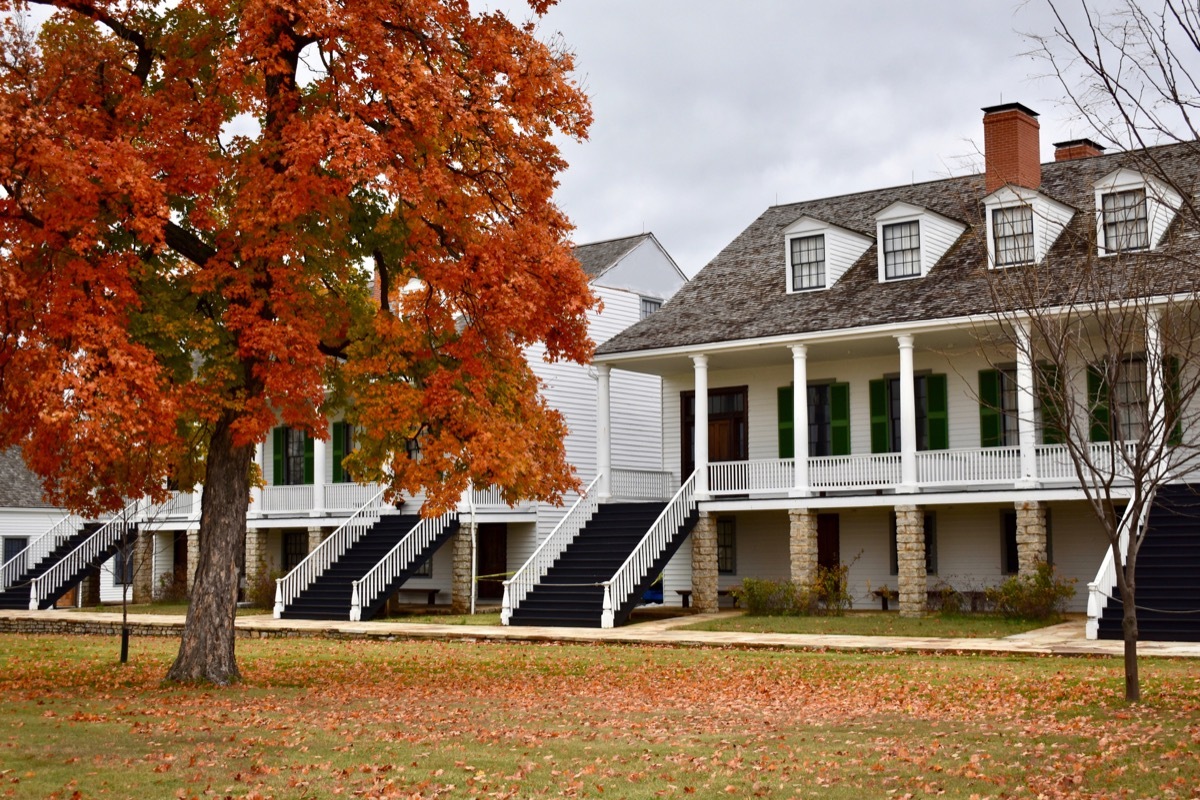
[777,385,794,458]
[1088,365,1110,443]
[926,373,949,450]
[304,434,315,484]
[1167,356,1183,446]
[1037,364,1065,445]
[332,422,345,484]
[978,369,1002,448]
[272,427,284,485]
[830,382,851,456]
[869,379,890,453]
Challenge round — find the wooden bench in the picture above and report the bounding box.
[676,589,740,609]
[395,588,442,606]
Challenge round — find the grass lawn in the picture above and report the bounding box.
[1,635,1199,798]
[683,610,1063,638]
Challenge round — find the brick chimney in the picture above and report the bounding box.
[982,103,1041,193]
[1053,138,1106,162]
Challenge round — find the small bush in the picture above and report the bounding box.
[813,563,853,616]
[246,564,283,609]
[156,572,188,603]
[735,577,805,616]
[986,563,1076,620]
[735,569,853,617]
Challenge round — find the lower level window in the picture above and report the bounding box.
[113,546,134,586]
[716,517,736,574]
[282,531,308,572]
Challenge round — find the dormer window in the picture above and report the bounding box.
[882,221,921,279]
[1094,169,1181,256]
[783,216,872,294]
[992,206,1034,266]
[1101,189,1149,252]
[790,234,826,290]
[640,297,663,319]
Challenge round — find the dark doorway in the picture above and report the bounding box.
[476,523,507,601]
[3,537,27,568]
[172,531,188,595]
[681,386,749,477]
[817,513,840,570]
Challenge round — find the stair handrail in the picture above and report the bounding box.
[1085,499,1144,639]
[349,510,457,621]
[274,484,389,618]
[1,511,84,592]
[27,498,143,610]
[601,470,698,629]
[501,473,603,625]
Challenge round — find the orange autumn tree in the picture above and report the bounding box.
[0,0,593,684]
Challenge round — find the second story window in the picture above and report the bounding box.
[284,427,307,485]
[1102,189,1149,252]
[882,221,921,279]
[993,206,1034,266]
[790,234,826,290]
[640,297,662,319]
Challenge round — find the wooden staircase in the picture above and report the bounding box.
[279,513,457,620]
[1098,484,1200,642]
[508,502,697,628]
[0,522,137,610]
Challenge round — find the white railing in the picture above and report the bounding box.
[27,498,143,610]
[467,484,536,511]
[501,474,603,625]
[916,446,1021,486]
[324,482,383,512]
[601,470,698,629]
[273,486,388,617]
[1037,442,1140,484]
[611,468,676,501]
[708,459,793,496]
[261,484,315,514]
[349,511,457,621]
[1,512,84,592]
[1086,501,1141,639]
[155,490,197,519]
[810,453,902,490]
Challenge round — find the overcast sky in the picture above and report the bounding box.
[470,0,1117,276]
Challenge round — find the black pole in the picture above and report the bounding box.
[120,626,129,663]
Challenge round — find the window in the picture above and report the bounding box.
[889,512,937,576]
[790,234,826,290]
[285,428,306,485]
[640,297,663,319]
[112,546,134,586]
[282,531,308,572]
[979,368,1019,447]
[411,555,432,578]
[681,387,748,477]
[777,383,851,458]
[1102,189,1149,252]
[3,537,27,567]
[992,206,1034,266]
[870,374,948,453]
[1089,358,1147,442]
[332,421,355,484]
[272,426,312,485]
[882,221,921,279]
[716,517,736,574]
[807,384,833,457]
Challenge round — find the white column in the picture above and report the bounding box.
[596,364,612,499]
[896,334,918,491]
[1015,319,1039,488]
[251,442,264,517]
[692,354,709,498]
[790,344,810,496]
[1146,307,1167,449]
[312,427,326,517]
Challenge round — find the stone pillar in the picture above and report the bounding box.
[1015,500,1048,576]
[895,505,927,617]
[132,529,154,604]
[788,509,818,590]
[307,526,325,554]
[690,513,718,613]
[244,527,268,589]
[186,528,200,596]
[452,522,475,614]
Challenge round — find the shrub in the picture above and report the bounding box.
[735,569,853,617]
[813,563,853,616]
[246,563,283,609]
[986,563,1076,620]
[735,577,805,616]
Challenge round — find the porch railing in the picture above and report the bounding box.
[261,484,315,514]
[324,483,383,512]
[708,459,793,495]
[1086,501,1140,639]
[501,474,603,625]
[916,446,1021,486]
[274,486,388,618]
[0,512,84,592]
[611,468,676,501]
[350,510,457,621]
[601,470,698,629]
[27,498,143,610]
[810,453,902,490]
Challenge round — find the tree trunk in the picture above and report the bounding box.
[166,413,251,684]
[1121,581,1140,703]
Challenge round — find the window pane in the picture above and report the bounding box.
[1102,189,1149,252]
[640,297,662,319]
[993,206,1034,265]
[883,221,921,279]
[716,517,736,574]
[1114,358,1148,440]
[791,234,826,290]
[807,384,832,457]
[285,428,306,485]
[1000,367,1020,446]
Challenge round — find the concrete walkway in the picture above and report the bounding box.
[5,608,1200,658]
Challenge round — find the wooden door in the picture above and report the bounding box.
[476,523,507,601]
[817,513,840,570]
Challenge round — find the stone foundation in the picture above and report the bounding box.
[451,524,474,614]
[244,528,268,591]
[895,505,927,617]
[307,526,325,554]
[1016,500,1048,576]
[690,513,718,613]
[186,529,200,596]
[788,509,818,590]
